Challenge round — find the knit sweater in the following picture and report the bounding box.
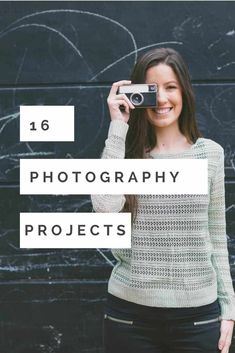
[91,119,235,320]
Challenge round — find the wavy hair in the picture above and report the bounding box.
[122,47,203,219]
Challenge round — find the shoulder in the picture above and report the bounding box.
[198,138,224,178]
[199,137,223,153]
[199,137,224,160]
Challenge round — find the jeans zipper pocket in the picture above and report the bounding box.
[104,314,133,325]
[193,316,221,326]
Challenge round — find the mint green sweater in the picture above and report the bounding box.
[91,119,235,320]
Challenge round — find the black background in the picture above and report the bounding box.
[0,1,234,352]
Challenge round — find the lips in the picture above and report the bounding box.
[152,107,173,115]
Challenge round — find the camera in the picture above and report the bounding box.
[117,84,157,108]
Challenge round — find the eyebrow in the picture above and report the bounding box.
[147,80,178,85]
[165,81,178,84]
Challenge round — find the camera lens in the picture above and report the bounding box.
[130,92,144,106]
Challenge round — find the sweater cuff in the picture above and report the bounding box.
[219,299,235,321]
[108,119,129,140]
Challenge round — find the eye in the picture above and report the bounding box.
[167,85,177,90]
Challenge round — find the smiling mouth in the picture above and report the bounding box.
[152,107,173,115]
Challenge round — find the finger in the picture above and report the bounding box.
[109,97,130,110]
[219,328,230,351]
[113,99,130,113]
[222,335,232,353]
[219,332,227,350]
[116,94,135,109]
[109,80,132,96]
[221,345,229,353]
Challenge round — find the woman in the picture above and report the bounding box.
[91,48,235,353]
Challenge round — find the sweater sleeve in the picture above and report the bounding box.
[208,146,235,320]
[90,119,129,213]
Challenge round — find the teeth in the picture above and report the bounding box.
[155,108,172,114]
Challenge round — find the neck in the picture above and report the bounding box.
[153,124,189,152]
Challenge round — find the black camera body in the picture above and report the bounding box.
[118,84,157,108]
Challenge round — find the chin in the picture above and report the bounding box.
[148,116,176,126]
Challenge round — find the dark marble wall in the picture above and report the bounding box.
[0,1,234,352]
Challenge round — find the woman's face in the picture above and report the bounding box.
[145,63,183,129]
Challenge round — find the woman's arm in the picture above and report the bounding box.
[208,146,235,320]
[91,119,129,212]
[91,80,135,213]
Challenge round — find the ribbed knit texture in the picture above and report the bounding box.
[91,119,235,320]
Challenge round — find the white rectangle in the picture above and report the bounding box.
[20,159,208,195]
[20,105,74,141]
[119,84,156,93]
[20,213,131,249]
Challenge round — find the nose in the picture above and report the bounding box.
[157,88,168,104]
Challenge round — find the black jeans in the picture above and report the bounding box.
[103,293,221,353]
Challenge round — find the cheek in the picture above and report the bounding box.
[177,99,183,111]
[172,93,183,110]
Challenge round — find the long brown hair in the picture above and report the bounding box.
[122,47,203,218]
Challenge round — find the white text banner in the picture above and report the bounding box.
[20,158,208,195]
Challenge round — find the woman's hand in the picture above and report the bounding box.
[218,319,234,352]
[107,80,135,123]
